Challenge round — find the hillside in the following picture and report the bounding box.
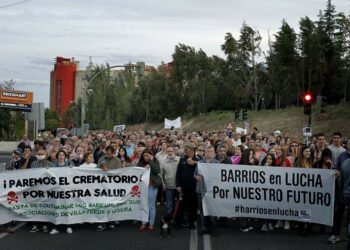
[127,103,350,139]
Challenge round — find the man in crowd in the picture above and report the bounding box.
[329,138,350,244]
[175,142,199,229]
[195,145,219,235]
[98,146,121,171]
[160,145,180,216]
[216,145,232,164]
[339,157,350,250]
[314,133,327,161]
[19,145,37,169]
[328,132,346,165]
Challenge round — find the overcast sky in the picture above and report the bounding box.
[0,0,348,107]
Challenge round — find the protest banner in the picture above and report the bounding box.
[198,163,335,226]
[0,167,149,224]
[164,117,181,129]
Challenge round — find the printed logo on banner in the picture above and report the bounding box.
[7,191,19,204]
[131,185,140,197]
[299,209,311,222]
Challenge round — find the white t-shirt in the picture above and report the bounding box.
[328,144,346,164]
[79,162,97,168]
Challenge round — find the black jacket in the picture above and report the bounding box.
[176,155,199,190]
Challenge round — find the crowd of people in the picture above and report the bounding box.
[2,126,350,247]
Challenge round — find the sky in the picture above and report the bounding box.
[0,0,348,107]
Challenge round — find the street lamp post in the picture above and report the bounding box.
[80,64,142,135]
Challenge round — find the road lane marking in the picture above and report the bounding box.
[190,222,198,250]
[0,222,26,239]
[203,233,212,250]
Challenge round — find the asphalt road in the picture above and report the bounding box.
[0,213,347,250]
[0,152,347,250]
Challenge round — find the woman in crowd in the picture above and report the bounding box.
[50,150,74,234]
[274,145,291,230]
[239,148,258,232]
[79,151,97,168]
[240,149,258,165]
[137,149,162,232]
[275,145,291,167]
[48,146,59,162]
[294,145,314,235]
[71,146,85,166]
[313,148,334,169]
[231,145,244,165]
[117,147,131,167]
[260,154,276,232]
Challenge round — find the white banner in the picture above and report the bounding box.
[0,167,149,224]
[164,117,181,129]
[198,163,335,226]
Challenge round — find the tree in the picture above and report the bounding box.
[45,108,60,131]
[221,22,263,110]
[267,20,299,109]
[61,102,80,128]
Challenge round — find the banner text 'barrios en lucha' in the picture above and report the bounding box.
[198,163,335,226]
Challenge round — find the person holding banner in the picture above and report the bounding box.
[329,138,350,244]
[49,149,74,235]
[339,158,350,250]
[175,142,199,230]
[238,149,258,232]
[160,145,180,216]
[294,145,314,236]
[137,149,162,232]
[260,154,277,232]
[29,149,52,233]
[195,145,219,235]
[79,151,97,168]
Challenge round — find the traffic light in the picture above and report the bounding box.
[242,109,248,121]
[234,111,240,122]
[302,91,313,115]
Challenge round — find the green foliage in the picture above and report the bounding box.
[45,108,60,131]
[80,0,349,129]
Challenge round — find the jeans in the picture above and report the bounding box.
[165,189,176,215]
[144,186,158,226]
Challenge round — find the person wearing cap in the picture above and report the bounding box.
[175,142,199,229]
[9,149,21,170]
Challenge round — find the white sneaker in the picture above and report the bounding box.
[268,223,274,231]
[66,227,73,234]
[274,220,283,228]
[260,224,268,232]
[283,221,290,230]
[328,235,340,244]
[42,225,49,233]
[30,225,39,233]
[49,228,60,235]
